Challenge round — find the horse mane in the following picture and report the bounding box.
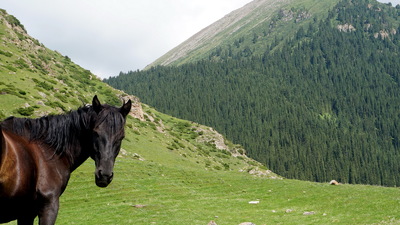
[2,106,96,156]
[1,102,127,160]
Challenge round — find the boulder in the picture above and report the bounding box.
[329,180,340,185]
[285,209,293,213]
[303,211,315,215]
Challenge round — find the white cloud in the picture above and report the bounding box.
[2,0,251,78]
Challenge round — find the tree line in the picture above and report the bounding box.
[106,0,400,186]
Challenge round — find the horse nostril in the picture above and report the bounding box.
[107,172,114,181]
[95,170,114,187]
[98,170,113,178]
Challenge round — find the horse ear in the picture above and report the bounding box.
[92,95,103,113]
[120,99,132,117]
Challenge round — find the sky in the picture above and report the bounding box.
[380,0,400,4]
[1,0,399,79]
[1,0,252,79]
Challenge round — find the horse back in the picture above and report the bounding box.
[0,125,71,223]
[0,128,41,223]
[0,129,37,198]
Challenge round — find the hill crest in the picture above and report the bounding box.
[147,0,290,68]
[146,0,340,68]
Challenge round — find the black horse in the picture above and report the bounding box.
[0,95,131,225]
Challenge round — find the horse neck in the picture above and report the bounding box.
[48,109,94,171]
[3,108,95,171]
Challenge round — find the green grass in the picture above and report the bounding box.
[7,114,400,225]
[56,116,400,225]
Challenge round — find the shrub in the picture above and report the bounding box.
[45,101,67,112]
[216,153,229,159]
[0,111,6,120]
[1,86,27,99]
[55,93,68,103]
[32,78,53,91]
[15,59,29,69]
[4,65,17,72]
[222,163,230,170]
[220,149,232,156]
[176,121,191,132]
[190,133,199,139]
[0,49,12,57]
[6,14,26,32]
[213,166,222,170]
[16,107,34,116]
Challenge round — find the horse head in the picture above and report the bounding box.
[90,96,131,187]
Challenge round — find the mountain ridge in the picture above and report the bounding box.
[146,0,339,68]
[147,0,289,67]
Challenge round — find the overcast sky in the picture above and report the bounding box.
[1,0,399,79]
[1,0,252,78]
[380,0,400,4]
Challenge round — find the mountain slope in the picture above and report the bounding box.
[106,0,400,186]
[0,8,271,179]
[0,9,124,119]
[2,8,400,225]
[147,0,340,68]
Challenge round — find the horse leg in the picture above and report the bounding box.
[17,215,35,225]
[38,197,59,225]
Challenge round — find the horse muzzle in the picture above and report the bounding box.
[95,170,114,187]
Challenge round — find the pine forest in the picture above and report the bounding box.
[105,0,400,186]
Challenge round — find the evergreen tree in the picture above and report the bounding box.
[105,0,400,186]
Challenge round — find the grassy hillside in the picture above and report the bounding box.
[0,9,122,119]
[0,8,271,182]
[1,8,400,225]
